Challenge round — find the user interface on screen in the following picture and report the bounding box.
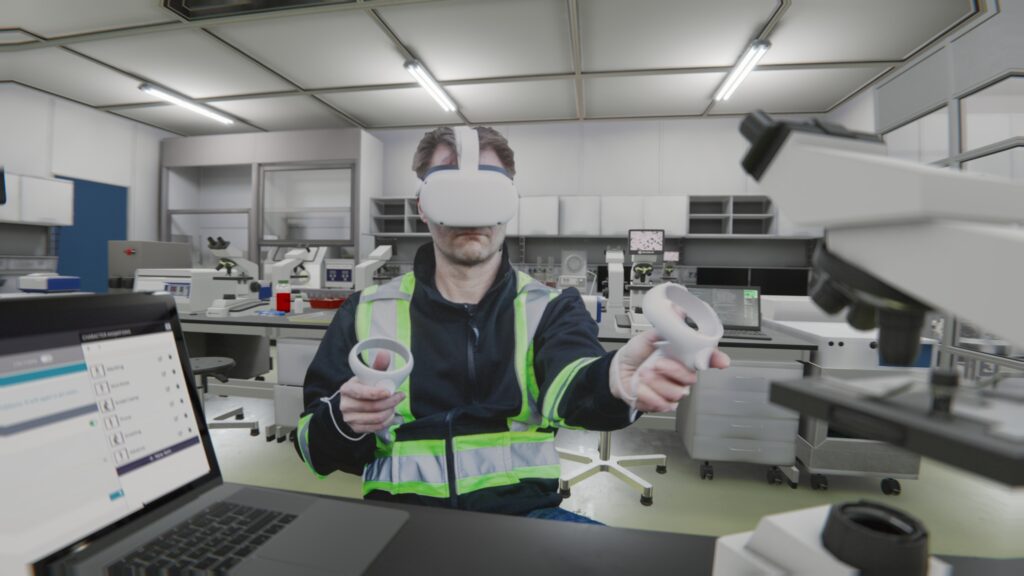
[628,229,664,254]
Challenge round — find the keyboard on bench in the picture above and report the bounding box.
[722,329,772,341]
[106,501,297,575]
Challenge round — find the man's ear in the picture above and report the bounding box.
[417,197,427,224]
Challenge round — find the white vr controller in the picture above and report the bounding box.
[622,283,724,415]
[643,283,724,371]
[348,337,414,395]
[417,125,518,228]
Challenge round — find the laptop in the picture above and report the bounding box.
[0,293,407,576]
[686,285,772,341]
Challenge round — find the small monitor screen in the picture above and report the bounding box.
[628,229,664,255]
[663,251,679,263]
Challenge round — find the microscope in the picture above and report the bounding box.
[625,229,665,336]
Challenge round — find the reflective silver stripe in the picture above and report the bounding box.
[367,440,559,485]
[508,421,532,432]
[510,440,560,469]
[361,284,412,303]
[522,282,553,342]
[364,453,447,485]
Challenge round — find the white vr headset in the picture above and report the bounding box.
[418,126,518,228]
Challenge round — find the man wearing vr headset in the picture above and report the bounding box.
[297,126,729,522]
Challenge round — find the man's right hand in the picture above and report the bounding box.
[338,351,405,434]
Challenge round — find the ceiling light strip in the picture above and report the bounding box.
[713,40,771,102]
[138,83,235,125]
[405,61,457,112]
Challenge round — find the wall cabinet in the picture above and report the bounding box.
[0,173,74,226]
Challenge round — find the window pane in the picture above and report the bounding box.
[169,212,249,267]
[167,165,252,210]
[961,76,1024,152]
[262,168,352,242]
[884,107,949,163]
[962,146,1024,181]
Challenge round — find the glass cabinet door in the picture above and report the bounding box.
[261,166,353,242]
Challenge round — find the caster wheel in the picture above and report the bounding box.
[276,435,286,443]
[640,495,653,506]
[656,465,667,474]
[810,474,829,491]
[235,413,245,420]
[767,467,784,486]
[699,462,714,480]
[289,430,297,442]
[881,478,902,495]
[249,429,259,437]
[559,488,571,498]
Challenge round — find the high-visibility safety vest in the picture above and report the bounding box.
[298,270,597,501]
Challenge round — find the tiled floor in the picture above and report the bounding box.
[205,396,1024,559]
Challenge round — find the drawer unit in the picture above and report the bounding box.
[688,389,797,419]
[686,414,798,442]
[684,436,796,465]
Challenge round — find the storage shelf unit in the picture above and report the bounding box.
[688,195,776,236]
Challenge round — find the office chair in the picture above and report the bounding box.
[557,430,667,506]
[190,356,260,436]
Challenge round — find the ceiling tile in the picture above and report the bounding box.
[580,0,775,71]
[585,73,724,118]
[710,65,890,115]
[378,0,572,81]
[762,0,975,64]
[1,0,176,38]
[210,11,409,89]
[0,29,37,45]
[112,104,259,136]
[320,87,460,128]
[448,79,576,123]
[70,29,293,99]
[7,48,160,105]
[208,95,353,131]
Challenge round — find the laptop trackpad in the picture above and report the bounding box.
[234,500,408,576]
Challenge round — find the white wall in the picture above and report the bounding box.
[825,89,876,133]
[0,83,173,241]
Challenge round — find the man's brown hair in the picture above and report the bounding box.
[411,126,516,180]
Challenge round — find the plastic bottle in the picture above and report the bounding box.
[275,280,291,313]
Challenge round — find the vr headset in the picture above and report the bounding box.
[418,126,518,228]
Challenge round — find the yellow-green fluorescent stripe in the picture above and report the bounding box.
[457,472,518,495]
[513,464,561,480]
[542,357,600,427]
[363,480,448,498]
[392,273,415,427]
[297,414,325,480]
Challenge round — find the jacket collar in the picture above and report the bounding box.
[413,241,514,307]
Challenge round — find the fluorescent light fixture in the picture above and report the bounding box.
[138,83,234,125]
[713,39,771,102]
[405,61,457,113]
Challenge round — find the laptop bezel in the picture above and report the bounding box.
[684,284,763,331]
[0,293,224,571]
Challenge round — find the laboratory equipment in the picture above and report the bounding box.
[206,236,259,280]
[17,273,81,293]
[740,110,1024,486]
[418,126,517,227]
[133,268,259,314]
[264,246,328,289]
[626,229,665,335]
[713,503,949,575]
[107,240,191,292]
[557,250,588,291]
[354,245,393,290]
[324,258,355,289]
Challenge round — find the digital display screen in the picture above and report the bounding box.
[663,251,679,263]
[628,229,664,254]
[687,286,760,330]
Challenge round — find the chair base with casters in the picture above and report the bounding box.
[557,431,667,506]
[189,357,260,436]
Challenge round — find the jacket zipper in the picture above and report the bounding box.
[444,409,459,507]
[445,306,480,507]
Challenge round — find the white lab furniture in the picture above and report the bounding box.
[600,196,644,236]
[643,195,688,236]
[678,360,803,485]
[558,196,601,236]
[0,173,74,226]
[518,196,559,236]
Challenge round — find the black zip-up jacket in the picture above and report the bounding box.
[299,242,632,515]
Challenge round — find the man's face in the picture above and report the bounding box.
[420,143,508,267]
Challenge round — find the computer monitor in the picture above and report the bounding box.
[686,285,762,330]
[628,229,664,255]
[663,251,679,263]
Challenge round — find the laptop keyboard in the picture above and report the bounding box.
[723,329,772,341]
[106,502,297,575]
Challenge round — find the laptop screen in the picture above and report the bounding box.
[687,286,761,330]
[0,294,216,574]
